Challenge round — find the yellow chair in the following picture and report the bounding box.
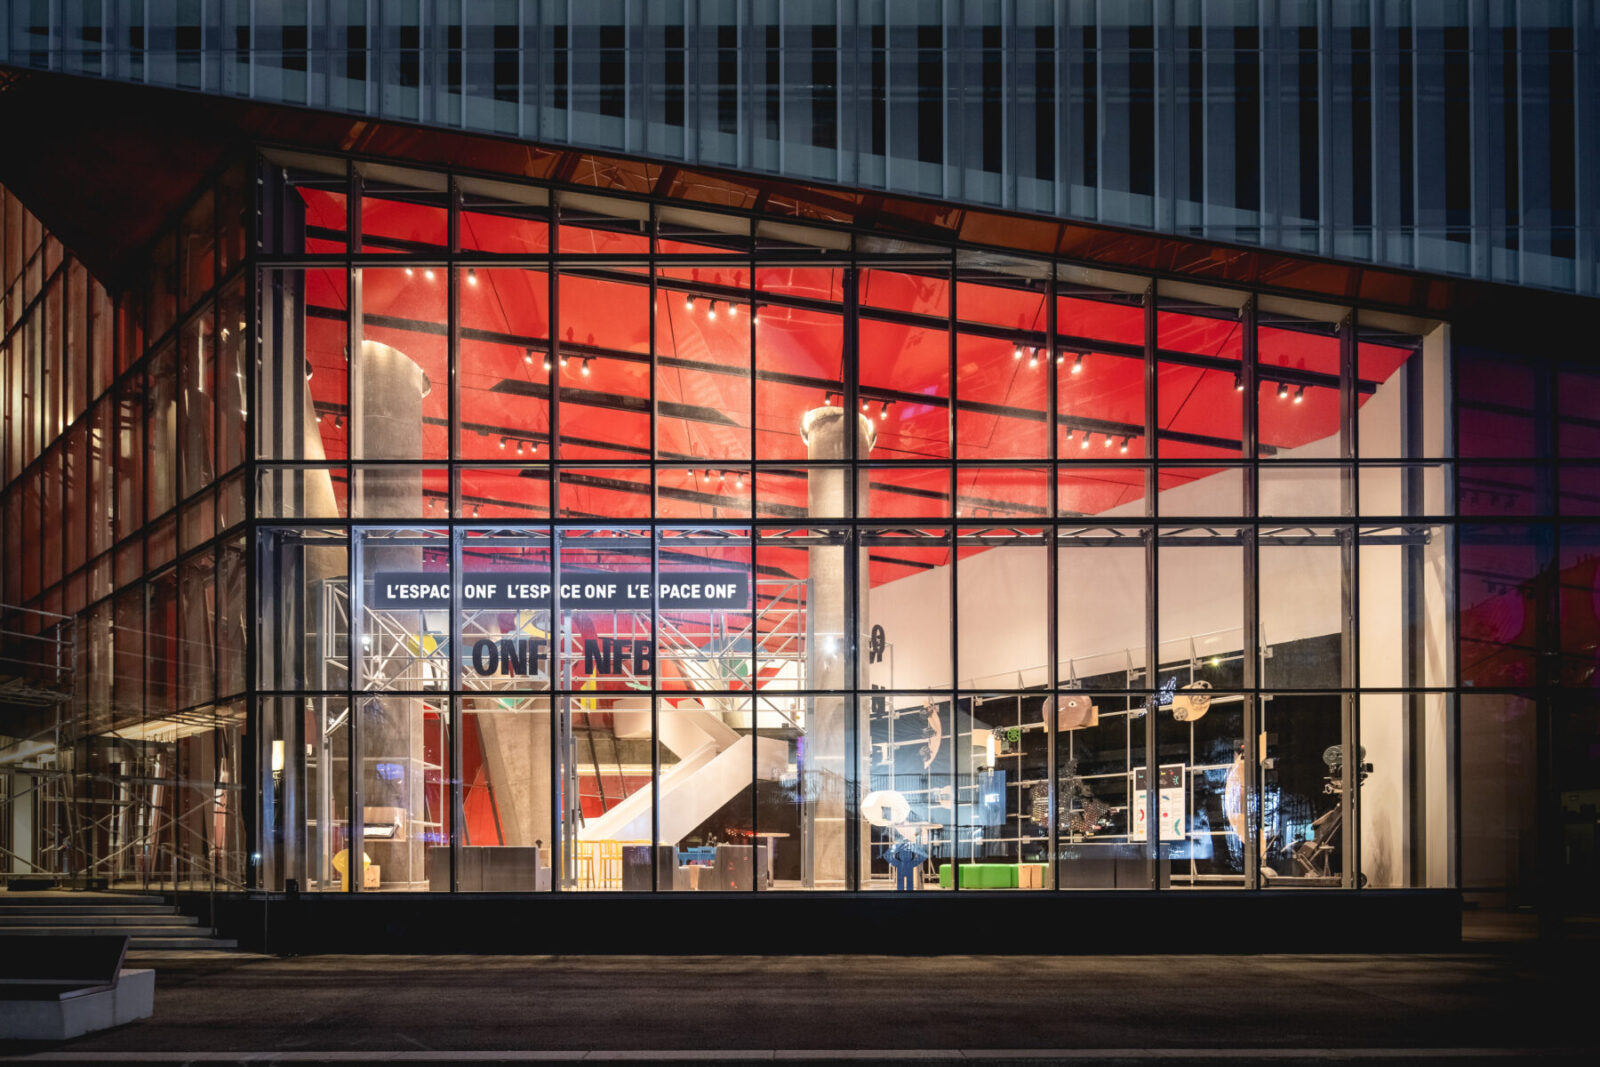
[331,849,371,891]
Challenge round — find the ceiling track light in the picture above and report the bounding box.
[707,300,718,321]
[542,354,552,372]
[1072,353,1084,374]
[1028,349,1039,368]
[473,504,481,518]
[1013,345,1024,360]
[1120,436,1131,454]
[1055,350,1065,365]
[333,415,342,430]
[703,469,713,484]
[1103,433,1114,448]
[1080,433,1091,450]
[879,401,890,421]
[1234,373,1245,392]
[685,294,696,312]
[560,354,569,368]
[404,267,414,277]
[1293,385,1306,404]
[581,357,592,376]
[735,472,745,489]
[1063,429,1074,443]
[524,348,535,365]
[516,440,525,455]
[424,268,436,282]
[499,437,508,451]
[467,268,478,285]
[862,399,871,413]
[727,302,739,318]
[1278,381,1290,400]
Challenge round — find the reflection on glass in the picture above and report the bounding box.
[1260,532,1346,690]
[355,527,449,692]
[1258,694,1347,888]
[1154,687,1246,888]
[354,694,450,891]
[459,696,552,891]
[564,696,650,892]
[14,162,1471,904]
[953,693,1049,888]
[861,693,953,891]
[1359,693,1453,889]
[1059,528,1148,689]
[861,528,950,691]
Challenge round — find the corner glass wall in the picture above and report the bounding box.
[0,170,251,894]
[249,153,1455,894]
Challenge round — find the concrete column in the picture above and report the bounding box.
[800,406,874,888]
[353,339,427,888]
[475,707,552,854]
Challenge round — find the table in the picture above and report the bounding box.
[745,831,789,887]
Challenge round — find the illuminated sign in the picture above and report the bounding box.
[371,570,747,678]
[468,636,653,677]
[371,570,749,611]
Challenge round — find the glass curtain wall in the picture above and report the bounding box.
[253,152,1455,894]
[0,169,251,893]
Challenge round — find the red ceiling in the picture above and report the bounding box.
[295,192,1417,587]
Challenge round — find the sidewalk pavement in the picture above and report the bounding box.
[1,939,1594,1066]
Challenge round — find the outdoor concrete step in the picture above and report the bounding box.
[0,908,191,922]
[0,923,218,937]
[0,893,168,907]
[127,935,237,950]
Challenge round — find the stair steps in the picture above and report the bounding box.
[0,892,238,952]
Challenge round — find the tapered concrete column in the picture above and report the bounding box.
[476,706,552,854]
[800,406,874,888]
[353,339,427,888]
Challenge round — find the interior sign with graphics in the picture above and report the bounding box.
[371,570,749,611]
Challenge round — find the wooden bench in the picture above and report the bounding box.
[0,934,154,1040]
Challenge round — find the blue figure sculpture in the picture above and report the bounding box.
[884,837,928,891]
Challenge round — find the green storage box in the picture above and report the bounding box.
[936,863,1019,889]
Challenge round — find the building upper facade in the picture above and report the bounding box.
[2,1,1595,296]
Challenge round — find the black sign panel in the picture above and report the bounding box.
[371,570,749,611]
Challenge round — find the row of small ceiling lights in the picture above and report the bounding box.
[1064,428,1133,453]
[522,348,592,375]
[684,294,751,319]
[692,469,746,489]
[498,436,540,454]
[427,265,758,321]
[398,269,1319,410]
[1234,372,1308,402]
[1009,346,1135,452]
[1015,346,1086,373]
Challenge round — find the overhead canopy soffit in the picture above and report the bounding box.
[0,65,1520,319]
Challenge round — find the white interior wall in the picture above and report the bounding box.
[864,330,1452,884]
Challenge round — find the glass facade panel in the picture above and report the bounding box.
[14,143,1586,913]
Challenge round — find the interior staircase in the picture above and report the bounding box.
[0,892,238,951]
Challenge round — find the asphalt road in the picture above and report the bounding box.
[1,944,1594,1066]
